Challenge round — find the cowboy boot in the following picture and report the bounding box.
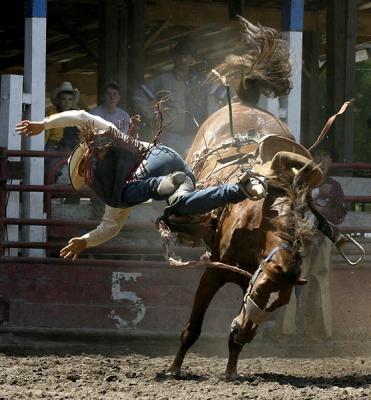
[157,171,187,196]
[238,171,267,200]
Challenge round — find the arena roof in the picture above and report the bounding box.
[1,0,370,78]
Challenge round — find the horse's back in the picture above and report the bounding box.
[186,102,294,164]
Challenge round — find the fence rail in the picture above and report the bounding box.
[2,148,371,258]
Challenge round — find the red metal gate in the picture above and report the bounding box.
[0,148,370,337]
[0,147,242,334]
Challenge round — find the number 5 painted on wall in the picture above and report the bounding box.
[108,272,146,328]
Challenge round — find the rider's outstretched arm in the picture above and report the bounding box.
[17,110,152,146]
[81,205,131,248]
[44,110,117,130]
[60,205,131,260]
[16,110,117,137]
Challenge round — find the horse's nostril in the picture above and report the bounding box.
[230,320,239,333]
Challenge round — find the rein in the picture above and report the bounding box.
[243,242,292,325]
[308,201,365,265]
[308,99,354,152]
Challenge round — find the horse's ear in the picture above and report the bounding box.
[296,278,308,286]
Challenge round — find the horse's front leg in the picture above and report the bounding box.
[226,294,258,380]
[167,268,225,376]
[226,333,244,381]
[225,325,259,380]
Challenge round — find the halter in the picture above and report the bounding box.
[243,242,292,325]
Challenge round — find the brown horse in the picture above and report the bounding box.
[166,101,318,380]
[166,18,321,380]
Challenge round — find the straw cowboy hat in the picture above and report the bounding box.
[254,151,323,188]
[68,143,86,191]
[254,135,323,188]
[51,81,80,108]
[258,134,312,163]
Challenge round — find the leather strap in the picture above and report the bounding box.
[308,99,354,152]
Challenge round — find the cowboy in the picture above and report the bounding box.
[46,81,81,151]
[16,110,267,260]
[133,38,207,156]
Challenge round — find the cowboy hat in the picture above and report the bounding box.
[51,81,80,108]
[68,143,86,191]
[254,151,323,188]
[258,134,312,163]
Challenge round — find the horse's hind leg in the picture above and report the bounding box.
[167,268,225,376]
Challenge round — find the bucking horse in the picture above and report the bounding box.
[160,17,364,380]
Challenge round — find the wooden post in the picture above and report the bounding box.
[301,31,322,148]
[326,0,357,162]
[126,0,145,113]
[0,75,23,256]
[98,0,128,107]
[98,0,145,111]
[23,0,47,256]
[281,0,304,143]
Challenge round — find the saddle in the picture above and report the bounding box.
[162,134,322,248]
[196,133,322,187]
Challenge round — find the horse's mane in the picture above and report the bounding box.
[264,171,315,281]
[209,16,292,103]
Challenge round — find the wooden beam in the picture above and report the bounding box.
[146,1,371,40]
[146,2,282,29]
[326,0,357,162]
[144,21,170,49]
[59,54,96,72]
[144,28,242,74]
[58,17,98,61]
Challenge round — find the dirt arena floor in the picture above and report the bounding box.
[0,333,369,400]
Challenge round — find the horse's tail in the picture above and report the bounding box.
[210,16,292,104]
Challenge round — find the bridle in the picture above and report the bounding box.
[242,242,292,325]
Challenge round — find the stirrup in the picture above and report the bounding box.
[334,232,365,266]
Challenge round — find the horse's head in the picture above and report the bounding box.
[230,155,321,345]
[230,234,307,344]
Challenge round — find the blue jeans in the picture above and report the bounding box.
[169,184,246,216]
[121,145,194,205]
[120,145,247,214]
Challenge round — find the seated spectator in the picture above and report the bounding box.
[46,81,80,152]
[90,80,130,132]
[45,82,81,188]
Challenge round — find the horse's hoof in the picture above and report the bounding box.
[225,372,241,381]
[165,368,181,377]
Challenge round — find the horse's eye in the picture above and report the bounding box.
[274,265,284,273]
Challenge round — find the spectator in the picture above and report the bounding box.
[133,38,209,156]
[46,81,81,152]
[90,80,130,131]
[45,82,81,190]
[280,148,347,341]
